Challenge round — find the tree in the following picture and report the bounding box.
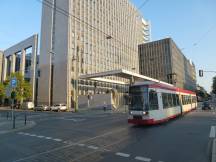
[0,83,5,105]
[212,76,216,94]
[5,72,32,105]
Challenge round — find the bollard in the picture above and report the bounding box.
[13,115,15,129]
[24,114,27,125]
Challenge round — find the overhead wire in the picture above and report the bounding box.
[181,25,216,51]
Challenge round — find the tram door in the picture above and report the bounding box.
[179,94,183,114]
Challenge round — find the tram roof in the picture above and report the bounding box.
[79,69,172,86]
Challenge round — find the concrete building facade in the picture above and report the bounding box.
[38,0,150,108]
[1,34,38,103]
[0,51,3,82]
[139,38,196,91]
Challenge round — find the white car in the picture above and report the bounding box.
[42,105,50,111]
[24,102,34,110]
[51,104,67,112]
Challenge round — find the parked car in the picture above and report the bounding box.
[51,104,67,112]
[34,105,43,111]
[24,102,34,110]
[202,101,211,110]
[42,105,50,111]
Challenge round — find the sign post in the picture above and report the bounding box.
[10,77,17,129]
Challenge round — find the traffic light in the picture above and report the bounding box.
[199,70,203,77]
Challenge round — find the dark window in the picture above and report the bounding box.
[162,93,169,109]
[168,94,173,107]
[172,94,177,106]
[176,94,180,106]
[149,90,158,110]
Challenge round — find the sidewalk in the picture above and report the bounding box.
[0,115,35,135]
[77,105,128,114]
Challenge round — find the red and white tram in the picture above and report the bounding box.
[128,82,197,125]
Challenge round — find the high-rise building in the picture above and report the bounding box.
[38,0,150,108]
[139,38,196,91]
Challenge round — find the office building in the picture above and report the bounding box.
[0,51,3,82]
[0,34,38,103]
[38,0,151,108]
[139,38,196,91]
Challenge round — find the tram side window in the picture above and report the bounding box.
[149,90,159,110]
[172,94,180,106]
[172,94,177,106]
[176,94,180,106]
[168,94,173,107]
[187,96,191,104]
[162,93,169,109]
[182,95,192,105]
[183,95,187,105]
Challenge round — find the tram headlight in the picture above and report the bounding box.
[142,111,148,115]
[129,111,133,115]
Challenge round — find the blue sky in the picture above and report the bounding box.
[0,0,215,92]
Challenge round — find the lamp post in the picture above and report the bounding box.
[72,50,79,112]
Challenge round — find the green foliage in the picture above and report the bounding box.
[0,83,5,99]
[5,72,32,102]
[212,76,216,94]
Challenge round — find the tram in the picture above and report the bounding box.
[128,82,197,125]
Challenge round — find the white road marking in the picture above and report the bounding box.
[18,132,24,135]
[24,133,30,135]
[210,126,216,138]
[115,152,130,158]
[57,117,86,122]
[29,134,37,137]
[135,156,151,162]
[13,127,128,162]
[37,135,45,138]
[45,137,52,140]
[87,145,98,150]
[77,143,85,147]
[53,138,62,142]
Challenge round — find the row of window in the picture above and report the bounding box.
[148,91,197,110]
[182,95,192,105]
[162,93,180,109]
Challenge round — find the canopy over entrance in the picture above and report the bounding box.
[80,69,172,86]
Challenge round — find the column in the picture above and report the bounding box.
[2,57,7,81]
[20,49,26,76]
[30,34,38,104]
[10,54,16,73]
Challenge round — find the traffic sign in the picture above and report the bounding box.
[10,77,17,88]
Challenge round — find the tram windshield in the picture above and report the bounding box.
[129,86,149,111]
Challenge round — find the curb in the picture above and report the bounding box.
[212,139,216,162]
[0,121,36,135]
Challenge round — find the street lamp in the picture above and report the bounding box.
[72,51,79,112]
[49,51,55,107]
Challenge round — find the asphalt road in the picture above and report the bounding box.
[0,108,215,162]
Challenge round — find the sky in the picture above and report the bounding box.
[0,0,215,92]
